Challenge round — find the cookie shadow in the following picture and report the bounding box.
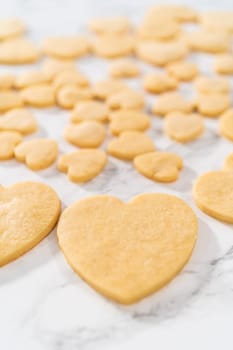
[165,166,197,194]
[120,219,219,322]
[81,160,119,194]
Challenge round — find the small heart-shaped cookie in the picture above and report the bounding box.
[42,36,90,59]
[219,109,233,141]
[57,193,197,304]
[0,91,23,112]
[58,149,107,183]
[64,121,106,148]
[71,101,109,123]
[0,181,60,266]
[223,153,233,171]
[0,108,37,135]
[107,89,144,110]
[152,92,192,116]
[164,112,204,142]
[134,151,183,182]
[0,39,39,64]
[193,171,233,223]
[0,131,22,160]
[108,131,155,160]
[109,110,150,135]
[21,84,55,107]
[14,139,58,170]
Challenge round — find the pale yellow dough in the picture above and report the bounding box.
[42,36,90,59]
[184,30,229,53]
[164,112,204,142]
[134,151,183,182]
[56,85,92,109]
[0,74,15,90]
[223,153,233,171]
[167,61,198,81]
[137,41,188,66]
[71,101,109,123]
[107,89,144,110]
[14,139,58,170]
[93,34,134,59]
[200,11,233,34]
[53,70,89,92]
[219,109,233,141]
[194,76,230,94]
[21,84,55,107]
[108,131,155,160]
[0,18,25,40]
[88,17,130,35]
[57,193,197,304]
[15,70,51,89]
[93,79,128,101]
[214,55,233,75]
[143,72,178,94]
[0,181,60,266]
[152,92,192,116]
[0,108,37,135]
[41,58,76,79]
[0,39,39,64]
[194,93,231,118]
[64,122,106,148]
[0,91,23,112]
[145,4,197,23]
[110,110,150,135]
[193,171,233,223]
[109,59,140,78]
[0,131,22,160]
[138,17,180,41]
[58,149,107,183]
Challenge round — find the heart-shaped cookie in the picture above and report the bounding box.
[57,149,107,183]
[0,108,37,135]
[57,193,198,304]
[0,181,60,266]
[164,112,204,142]
[134,151,183,182]
[14,138,58,170]
[193,171,233,223]
[0,131,22,160]
[108,131,155,160]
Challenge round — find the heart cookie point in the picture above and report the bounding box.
[57,193,197,304]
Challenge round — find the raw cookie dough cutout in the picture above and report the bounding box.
[164,112,204,142]
[57,193,197,304]
[71,101,109,123]
[108,131,155,160]
[152,92,192,116]
[143,72,178,94]
[0,108,37,135]
[134,151,183,182]
[64,122,106,148]
[109,110,150,135]
[0,131,22,160]
[58,149,107,183]
[0,181,60,266]
[193,171,233,223]
[14,139,58,170]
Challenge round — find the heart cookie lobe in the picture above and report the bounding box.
[0,181,61,266]
[57,193,198,304]
[193,171,233,223]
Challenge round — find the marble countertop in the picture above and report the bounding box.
[0,0,233,349]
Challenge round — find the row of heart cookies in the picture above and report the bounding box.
[1,107,233,183]
[0,10,232,65]
[1,165,233,304]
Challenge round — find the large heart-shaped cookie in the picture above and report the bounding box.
[0,181,61,266]
[57,193,197,304]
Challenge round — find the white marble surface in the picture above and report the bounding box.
[0,0,233,349]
